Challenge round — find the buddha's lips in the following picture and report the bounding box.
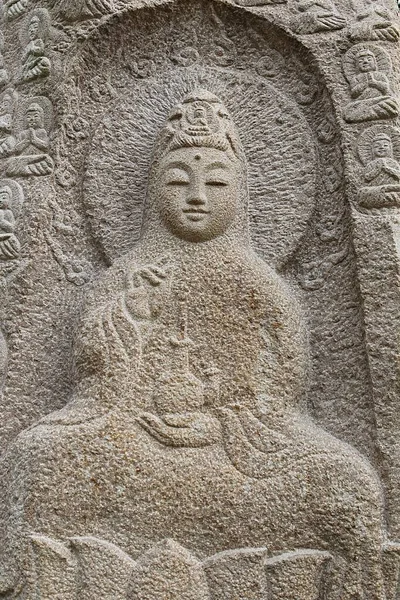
[183,209,210,220]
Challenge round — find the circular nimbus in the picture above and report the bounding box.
[357,124,400,165]
[83,67,317,269]
[342,43,392,84]
[0,179,24,217]
[14,95,53,135]
[19,8,51,46]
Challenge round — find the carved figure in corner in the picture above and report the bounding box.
[290,0,346,34]
[350,0,400,42]
[7,101,54,177]
[0,89,389,600]
[19,10,51,83]
[358,125,400,208]
[343,45,399,122]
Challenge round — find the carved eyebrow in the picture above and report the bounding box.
[205,162,229,171]
[164,162,190,172]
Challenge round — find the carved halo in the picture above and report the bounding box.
[342,43,392,83]
[83,68,317,269]
[20,8,51,45]
[357,124,400,165]
[0,179,24,217]
[15,95,53,133]
[0,88,18,116]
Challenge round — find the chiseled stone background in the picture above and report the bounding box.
[0,0,399,598]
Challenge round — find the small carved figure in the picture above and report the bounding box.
[299,211,348,291]
[19,10,51,83]
[350,0,399,42]
[358,125,400,208]
[7,99,54,177]
[343,44,399,123]
[0,183,22,261]
[291,0,346,34]
[0,90,17,159]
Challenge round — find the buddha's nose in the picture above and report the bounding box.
[186,180,207,205]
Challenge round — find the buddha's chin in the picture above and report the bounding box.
[165,216,224,243]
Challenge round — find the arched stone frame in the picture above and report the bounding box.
[0,0,399,542]
[53,0,377,476]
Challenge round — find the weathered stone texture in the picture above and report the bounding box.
[0,0,399,598]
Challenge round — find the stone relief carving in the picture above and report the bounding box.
[26,534,337,600]
[18,9,51,83]
[0,90,390,599]
[6,96,54,177]
[357,124,400,208]
[349,0,400,42]
[0,89,17,159]
[342,44,399,123]
[299,209,348,291]
[43,192,92,285]
[0,328,7,396]
[4,0,30,20]
[0,181,23,261]
[49,0,114,22]
[171,6,236,69]
[290,0,346,34]
[0,35,9,91]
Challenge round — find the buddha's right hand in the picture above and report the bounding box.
[137,411,221,448]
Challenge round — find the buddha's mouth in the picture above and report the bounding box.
[183,208,209,221]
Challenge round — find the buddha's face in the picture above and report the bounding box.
[156,146,239,242]
[26,107,42,128]
[28,17,40,40]
[0,189,11,209]
[357,52,376,73]
[373,137,392,158]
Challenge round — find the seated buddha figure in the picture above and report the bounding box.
[343,47,399,123]
[0,91,387,599]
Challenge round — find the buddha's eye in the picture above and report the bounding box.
[206,180,228,187]
[165,168,189,185]
[167,179,189,186]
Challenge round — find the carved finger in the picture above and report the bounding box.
[140,268,164,286]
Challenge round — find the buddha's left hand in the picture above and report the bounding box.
[137,411,221,447]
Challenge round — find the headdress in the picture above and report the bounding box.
[373,132,391,143]
[356,48,375,58]
[152,89,244,163]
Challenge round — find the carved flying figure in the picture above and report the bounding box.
[0,90,390,599]
[6,101,53,177]
[19,11,51,83]
[291,0,346,34]
[343,45,399,123]
[350,0,400,42]
[358,126,400,208]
